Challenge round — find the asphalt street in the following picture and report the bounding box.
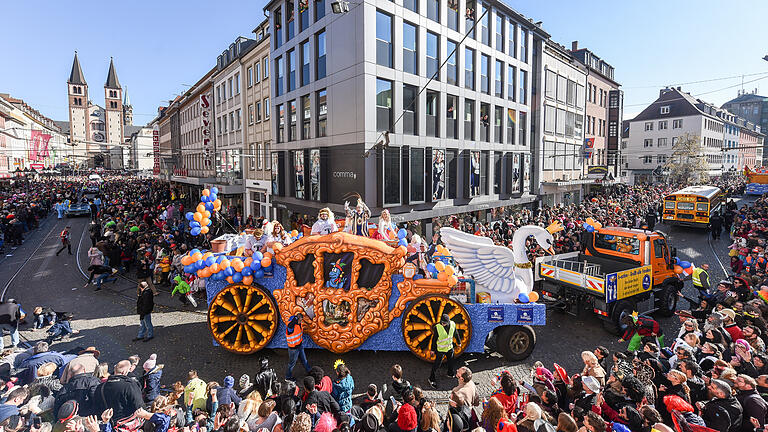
[0,198,750,402]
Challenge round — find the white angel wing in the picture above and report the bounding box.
[439,228,518,293]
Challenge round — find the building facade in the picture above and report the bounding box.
[719,110,740,171]
[737,118,763,169]
[531,40,587,206]
[127,126,154,171]
[722,92,768,166]
[265,0,543,231]
[242,20,273,219]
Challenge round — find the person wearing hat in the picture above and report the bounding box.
[53,400,80,432]
[428,314,456,388]
[134,281,154,342]
[216,375,242,407]
[721,308,744,342]
[253,357,277,399]
[620,312,664,352]
[142,354,163,403]
[60,347,100,384]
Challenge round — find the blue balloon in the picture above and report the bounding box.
[191,227,201,236]
[518,293,530,303]
[427,263,437,273]
[191,249,201,256]
[586,225,595,233]
[210,193,218,201]
[582,222,591,230]
[413,275,424,280]
[398,239,408,247]
[680,261,692,269]
[253,251,264,261]
[398,228,408,239]
[232,272,243,283]
[216,255,224,263]
[183,265,195,274]
[201,195,210,203]
[190,221,200,228]
[241,267,253,276]
[205,257,216,267]
[185,212,194,221]
[196,260,206,270]
[674,257,681,264]
[205,202,214,211]
[211,187,219,194]
[225,267,235,277]
[253,269,264,279]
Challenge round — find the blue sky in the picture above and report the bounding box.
[1,0,767,124]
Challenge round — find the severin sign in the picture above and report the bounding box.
[152,125,160,175]
[200,93,212,168]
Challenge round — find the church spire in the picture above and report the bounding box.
[123,86,131,106]
[105,57,121,89]
[68,51,87,85]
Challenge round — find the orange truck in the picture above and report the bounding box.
[534,226,681,333]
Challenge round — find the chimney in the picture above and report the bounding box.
[677,86,681,91]
[571,41,578,51]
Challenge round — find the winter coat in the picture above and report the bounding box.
[253,366,278,399]
[303,390,340,415]
[60,352,99,384]
[137,289,154,318]
[54,372,101,416]
[142,365,164,402]
[18,351,68,383]
[736,389,768,432]
[216,385,242,407]
[331,374,354,413]
[94,374,144,421]
[701,396,743,432]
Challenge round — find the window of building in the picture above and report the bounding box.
[479,4,490,45]
[447,0,458,30]
[659,120,667,130]
[317,89,327,137]
[237,109,242,129]
[293,150,305,198]
[494,106,503,143]
[480,103,490,142]
[287,49,297,91]
[271,153,279,195]
[427,0,439,22]
[228,78,233,98]
[247,67,253,87]
[376,78,392,132]
[264,97,270,118]
[507,108,516,144]
[658,137,667,147]
[432,148,446,200]
[464,99,475,140]
[286,0,295,40]
[494,60,503,98]
[673,119,682,128]
[300,40,311,86]
[403,84,418,136]
[555,108,565,136]
[519,28,527,62]
[446,40,457,86]
[384,146,400,205]
[660,105,669,114]
[315,30,326,80]
[376,11,393,68]
[480,54,490,94]
[257,143,264,170]
[300,0,309,31]
[446,94,458,139]
[288,100,297,141]
[644,122,653,131]
[410,147,425,202]
[309,148,320,200]
[315,0,325,20]
[507,65,516,101]
[519,70,527,105]
[277,104,284,142]
[249,144,256,170]
[256,101,262,122]
[643,138,652,148]
[235,72,240,94]
[302,95,311,139]
[403,22,418,75]
[263,57,269,78]
[248,104,254,125]
[566,80,576,106]
[495,15,504,52]
[404,0,418,13]
[275,56,284,96]
[464,47,475,90]
[230,112,235,131]
[545,70,556,100]
[643,155,653,164]
[426,32,439,79]
[426,91,439,137]
[217,117,222,135]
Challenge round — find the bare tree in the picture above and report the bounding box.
[662,133,710,184]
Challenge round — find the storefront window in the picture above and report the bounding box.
[271,153,280,195]
[384,146,400,205]
[310,149,320,201]
[469,150,481,196]
[410,147,425,202]
[294,150,305,199]
[432,148,445,200]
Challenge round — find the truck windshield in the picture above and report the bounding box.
[594,233,640,255]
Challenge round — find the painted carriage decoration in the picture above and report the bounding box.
[206,232,475,361]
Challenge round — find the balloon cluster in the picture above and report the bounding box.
[516,291,540,303]
[185,187,222,236]
[755,286,768,304]
[396,229,408,247]
[289,230,303,242]
[426,260,459,286]
[673,257,694,276]
[180,248,274,285]
[582,217,603,233]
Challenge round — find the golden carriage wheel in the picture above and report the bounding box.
[402,295,472,362]
[208,284,278,355]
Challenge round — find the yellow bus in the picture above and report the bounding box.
[662,185,724,227]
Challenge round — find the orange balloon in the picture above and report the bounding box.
[447,275,459,285]
[197,269,206,278]
[181,256,192,266]
[435,261,446,271]
[213,199,222,208]
[192,252,203,261]
[444,266,455,276]
[200,268,211,278]
[437,272,448,281]
[263,252,272,259]
[202,189,210,196]
[203,252,213,260]
[204,210,211,218]
[528,291,540,302]
[232,258,244,272]
[201,226,209,234]
[273,243,283,252]
[226,276,234,283]
[220,258,231,269]
[674,265,683,274]
[210,263,220,273]
[291,230,299,237]
[193,212,203,222]
[197,204,206,213]
[261,257,272,268]
[244,257,253,267]
[242,276,253,285]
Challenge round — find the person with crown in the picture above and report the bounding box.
[311,207,339,236]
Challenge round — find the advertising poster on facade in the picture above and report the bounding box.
[432,148,445,201]
[523,153,531,194]
[510,153,521,194]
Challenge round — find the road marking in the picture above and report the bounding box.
[1,220,62,301]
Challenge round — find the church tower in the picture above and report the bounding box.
[104,58,124,168]
[123,87,133,126]
[67,51,89,154]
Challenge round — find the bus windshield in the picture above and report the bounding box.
[677,202,694,211]
[594,233,640,255]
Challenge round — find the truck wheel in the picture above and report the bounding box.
[496,325,536,361]
[656,284,678,317]
[603,301,633,335]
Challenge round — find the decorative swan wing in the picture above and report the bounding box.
[439,228,518,293]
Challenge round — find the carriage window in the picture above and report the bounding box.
[289,254,316,286]
[358,258,385,290]
[594,234,639,255]
[664,201,675,209]
[323,252,354,290]
[676,202,694,211]
[696,203,708,212]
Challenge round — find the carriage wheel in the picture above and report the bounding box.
[208,284,278,354]
[401,295,472,362]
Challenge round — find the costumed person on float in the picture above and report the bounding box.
[343,193,371,237]
[620,311,664,351]
[311,207,339,235]
[373,209,397,240]
[244,227,266,257]
[55,200,65,219]
[263,221,293,254]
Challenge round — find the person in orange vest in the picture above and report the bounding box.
[285,313,311,382]
[56,226,72,256]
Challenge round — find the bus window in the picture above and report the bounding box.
[677,202,694,211]
[595,234,640,255]
[696,203,708,211]
[665,201,675,209]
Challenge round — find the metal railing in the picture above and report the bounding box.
[549,259,603,277]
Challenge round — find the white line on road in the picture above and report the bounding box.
[1,220,62,301]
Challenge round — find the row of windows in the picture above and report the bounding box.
[541,141,584,171]
[72,86,84,95]
[182,154,216,173]
[247,98,271,125]
[273,0,326,49]
[181,127,205,148]
[544,70,584,108]
[247,142,271,172]
[704,118,723,133]
[642,155,668,164]
[644,119,683,131]
[216,72,242,105]
[275,90,328,143]
[274,30,326,97]
[217,109,242,135]
[587,83,606,107]
[72,97,84,106]
[643,137,673,148]
[543,105,582,139]
[704,136,722,149]
[376,78,528,143]
[246,57,270,89]
[585,115,604,137]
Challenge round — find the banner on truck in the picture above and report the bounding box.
[605,265,652,303]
